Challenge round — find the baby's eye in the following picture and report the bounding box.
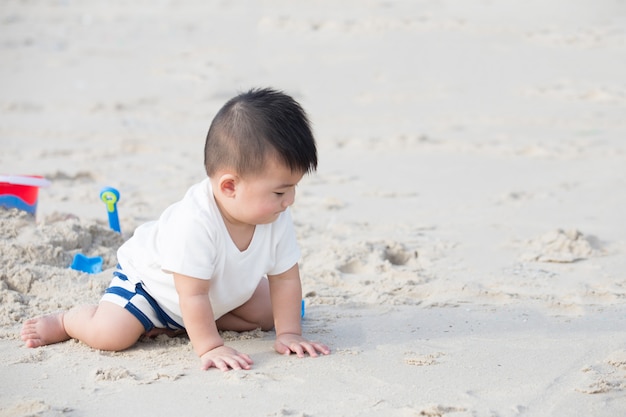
[274,192,285,196]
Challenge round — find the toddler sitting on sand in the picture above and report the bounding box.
[21,88,330,371]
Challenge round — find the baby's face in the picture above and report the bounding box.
[232,159,304,225]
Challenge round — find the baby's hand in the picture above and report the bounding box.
[274,333,331,358]
[200,345,253,371]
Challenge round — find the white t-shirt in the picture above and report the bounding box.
[116,178,301,326]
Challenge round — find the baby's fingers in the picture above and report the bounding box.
[221,355,252,371]
[201,352,253,371]
[309,341,331,356]
[300,341,330,357]
[276,340,330,358]
[275,340,306,357]
[274,340,296,356]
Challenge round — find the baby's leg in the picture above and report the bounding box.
[216,278,274,332]
[22,301,145,351]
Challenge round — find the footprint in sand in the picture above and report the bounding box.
[577,350,626,394]
[337,240,418,273]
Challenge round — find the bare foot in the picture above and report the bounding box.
[21,313,70,348]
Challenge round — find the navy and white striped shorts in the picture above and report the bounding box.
[101,269,184,332]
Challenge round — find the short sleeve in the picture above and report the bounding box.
[157,198,218,280]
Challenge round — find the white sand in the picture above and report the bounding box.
[1,1,625,416]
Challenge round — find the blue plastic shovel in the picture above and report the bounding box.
[100,187,121,233]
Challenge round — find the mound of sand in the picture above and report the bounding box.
[0,209,123,332]
[521,229,600,263]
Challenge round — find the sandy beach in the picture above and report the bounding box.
[1,1,625,416]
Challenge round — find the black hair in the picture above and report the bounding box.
[204,88,317,177]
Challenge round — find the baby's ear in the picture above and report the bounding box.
[218,174,237,197]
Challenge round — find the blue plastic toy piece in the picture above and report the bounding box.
[100,186,121,233]
[301,299,305,319]
[70,253,103,274]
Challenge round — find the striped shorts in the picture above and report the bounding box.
[101,269,184,332]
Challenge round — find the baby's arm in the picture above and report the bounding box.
[173,273,253,371]
[268,264,330,357]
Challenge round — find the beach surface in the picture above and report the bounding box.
[1,1,625,416]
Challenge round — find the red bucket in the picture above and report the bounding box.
[0,175,51,215]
